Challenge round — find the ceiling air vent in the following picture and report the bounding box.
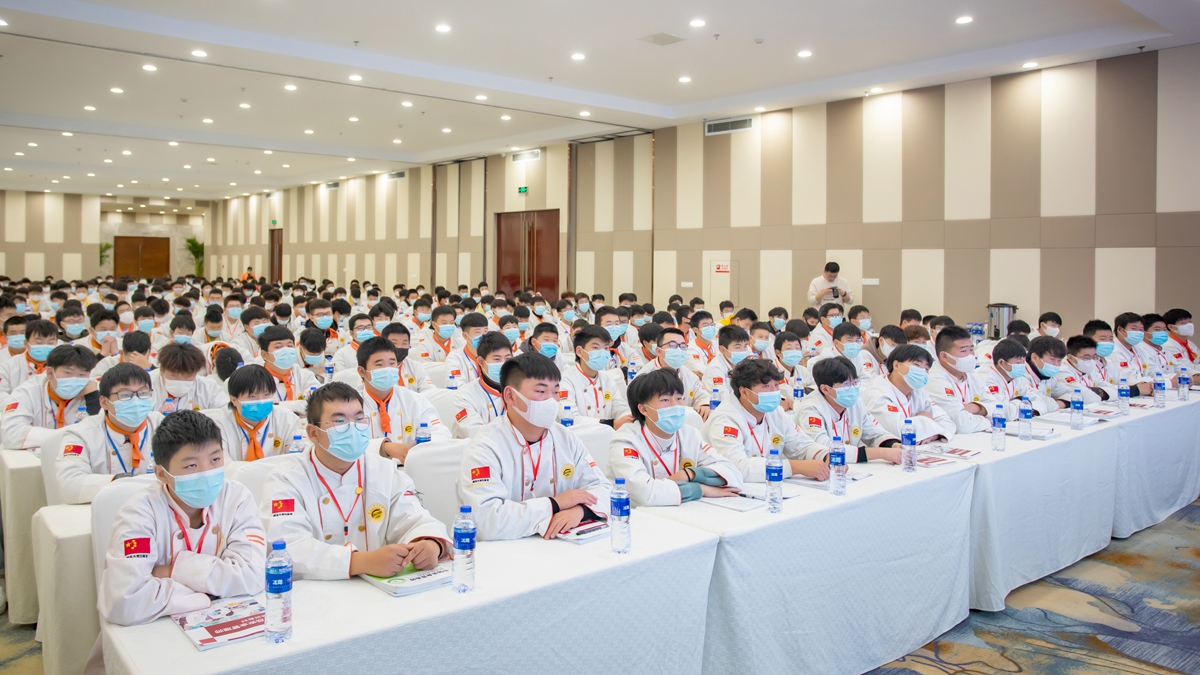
[705,117,754,136]
[325,181,339,188]
[388,171,406,179]
[511,149,541,163]
[639,33,686,47]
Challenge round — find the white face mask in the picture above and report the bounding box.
[1042,325,1060,337]
[164,378,196,398]
[1075,358,1097,376]
[1175,323,1195,338]
[944,353,977,372]
[509,388,559,429]
[880,342,894,358]
[119,311,135,324]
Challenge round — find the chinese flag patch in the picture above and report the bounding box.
[623,448,639,459]
[4,401,17,413]
[63,444,84,457]
[450,369,462,377]
[470,466,491,483]
[270,499,295,516]
[1119,362,1128,368]
[557,390,569,400]
[886,405,899,413]
[713,377,724,384]
[455,409,469,422]
[988,385,1000,394]
[944,388,954,396]
[722,425,739,438]
[807,416,822,427]
[1065,376,1075,383]
[123,537,151,558]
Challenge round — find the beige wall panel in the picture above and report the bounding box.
[863,222,901,250]
[901,248,947,316]
[827,98,864,225]
[407,252,421,287]
[1096,214,1156,248]
[446,164,460,238]
[701,250,732,305]
[5,190,25,242]
[730,119,762,228]
[943,248,990,322]
[289,187,299,244]
[793,103,828,226]
[941,218,990,250]
[632,135,653,231]
[1157,44,1200,212]
[863,249,902,322]
[282,254,291,282]
[373,174,387,240]
[1096,247,1155,319]
[862,92,903,223]
[613,137,633,234]
[901,221,945,248]
[395,174,410,239]
[902,86,945,222]
[419,168,432,238]
[1040,216,1095,248]
[363,253,376,284]
[435,252,447,288]
[1096,52,1158,215]
[824,248,863,306]
[653,250,677,308]
[384,253,397,288]
[760,110,793,227]
[504,152,527,213]
[703,133,731,229]
[655,128,678,231]
[62,252,81,281]
[336,182,348,241]
[458,252,471,288]
[546,145,569,215]
[989,248,1040,323]
[1156,211,1200,246]
[793,249,828,309]
[594,141,615,232]
[613,251,634,300]
[991,71,1042,219]
[303,186,314,243]
[318,185,330,242]
[24,252,44,279]
[310,253,320,281]
[730,249,758,307]
[759,249,792,314]
[676,123,704,230]
[991,217,1041,246]
[1041,61,1097,216]
[81,195,100,244]
[576,143,596,239]
[1041,247,1094,331]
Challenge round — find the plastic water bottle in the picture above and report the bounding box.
[323,356,334,383]
[447,370,458,391]
[1118,378,1130,414]
[452,506,475,593]
[162,396,176,414]
[1070,389,1085,430]
[74,404,88,424]
[991,405,1006,451]
[560,404,575,427]
[610,478,631,554]
[710,387,721,410]
[901,418,916,472]
[793,375,804,400]
[264,540,293,643]
[288,433,304,454]
[627,362,638,384]
[1178,366,1190,402]
[765,449,784,513]
[1018,397,1033,441]
[1153,372,1166,408]
[829,436,847,496]
[415,422,431,444]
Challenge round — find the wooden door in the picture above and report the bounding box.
[493,209,559,297]
[113,236,170,278]
[529,210,559,298]
[495,212,525,297]
[269,229,283,283]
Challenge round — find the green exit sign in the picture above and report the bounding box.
[518,186,528,194]
[271,219,277,225]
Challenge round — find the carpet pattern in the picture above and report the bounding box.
[869,499,1200,675]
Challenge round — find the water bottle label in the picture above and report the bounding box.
[765,465,783,482]
[562,418,573,427]
[1021,409,1032,419]
[454,529,476,550]
[993,417,1006,430]
[266,568,292,594]
[710,400,720,409]
[1155,382,1165,390]
[1118,388,1129,396]
[829,450,846,467]
[901,432,916,446]
[610,497,630,518]
[1072,400,1083,411]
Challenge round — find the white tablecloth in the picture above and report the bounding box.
[32,504,97,675]
[1110,397,1200,538]
[644,461,976,675]
[0,448,47,624]
[103,511,718,675]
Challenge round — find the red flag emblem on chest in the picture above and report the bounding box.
[4,401,17,413]
[455,409,469,422]
[807,416,822,427]
[886,405,899,413]
[1119,362,1129,368]
[271,499,295,516]
[713,377,724,385]
[623,448,639,459]
[470,466,491,483]
[123,537,151,557]
[63,444,84,457]
[722,425,739,438]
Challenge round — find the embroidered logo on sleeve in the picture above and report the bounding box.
[470,466,491,483]
[701,443,713,453]
[4,401,17,413]
[988,385,1000,394]
[1120,362,1129,368]
[455,409,469,422]
[944,388,954,396]
[557,390,569,400]
[623,448,639,459]
[713,377,724,385]
[62,444,84,458]
[886,405,900,413]
[722,425,739,438]
[123,537,151,558]
[450,369,462,377]
[270,499,295,517]
[807,416,822,427]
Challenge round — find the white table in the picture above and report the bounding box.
[32,504,98,675]
[102,511,718,675]
[0,448,47,624]
[1110,397,1200,538]
[643,460,976,675]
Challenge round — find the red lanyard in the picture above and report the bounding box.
[948,376,969,403]
[511,421,554,499]
[310,451,363,537]
[889,383,912,417]
[745,417,773,457]
[170,507,209,557]
[640,426,679,478]
[575,365,602,411]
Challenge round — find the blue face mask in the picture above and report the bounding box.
[102,303,115,311]
[663,347,688,369]
[65,323,87,338]
[54,376,88,400]
[486,361,504,382]
[1149,331,1169,346]
[169,466,225,509]
[137,319,155,333]
[7,334,26,350]
[470,335,482,350]
[606,324,627,341]
[585,349,609,371]
[1124,330,1144,346]
[781,350,804,368]
[252,323,270,338]
[772,318,786,331]
[375,321,390,333]
[833,385,860,409]
[649,405,688,434]
[173,335,192,345]
[111,396,153,428]
[633,317,647,327]
[1007,362,1027,380]
[227,307,243,320]
[416,312,432,323]
[369,366,400,391]
[902,365,929,390]
[751,390,782,414]
[503,328,520,343]
[98,330,122,342]
[51,302,60,312]
[1038,362,1060,378]
[303,353,323,366]
[562,310,576,322]
[518,322,530,332]
[1095,342,1115,358]
[207,328,223,337]
[577,302,590,313]
[270,347,297,370]
[841,342,862,359]
[315,316,334,330]
[29,344,54,361]
[321,423,370,462]
[754,339,771,353]
[534,306,546,316]
[858,318,872,331]
[700,325,718,341]
[355,329,375,342]
[728,349,751,364]
[238,398,274,423]
[828,315,843,328]
[539,342,559,359]
[437,324,456,339]
[453,315,463,326]
[15,303,27,314]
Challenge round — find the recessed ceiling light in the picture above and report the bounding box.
[239,103,250,109]
[243,193,250,196]
[159,211,165,214]
[870,87,883,93]
[162,177,169,181]
[401,101,413,107]
[122,150,132,155]
[131,180,138,183]
[263,150,273,154]
[501,115,511,121]
[44,190,50,193]
[202,118,213,123]
[442,128,452,133]
[194,184,199,187]
[311,181,319,184]
[1023,61,1038,68]
[183,164,191,168]
[176,187,182,191]
[754,107,766,112]
[87,173,94,176]
[104,158,112,163]
[956,16,973,24]
[14,152,23,156]
[117,184,124,187]
[282,164,290,167]
[142,64,157,71]
[798,50,812,58]
[572,53,585,60]
[186,206,192,209]
[475,95,487,100]
[254,170,262,174]
[347,157,356,162]
[435,24,451,32]
[84,105,96,111]
[207,157,215,162]
[348,117,359,121]
[230,182,237,186]
[0,20,7,26]
[191,50,207,57]
[579,111,591,117]
[304,129,314,134]
[348,74,362,81]
[284,84,297,91]
[3,168,10,171]
[51,180,58,183]
[168,141,178,146]
[110,87,123,93]
[392,139,402,144]
[173,209,178,212]
[63,175,70,179]
[690,19,706,27]
[62,131,73,136]
[27,142,37,147]
[339,176,347,180]
[678,76,691,83]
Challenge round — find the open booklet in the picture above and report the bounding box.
[786,469,872,490]
[360,562,452,597]
[555,519,610,544]
[172,596,265,651]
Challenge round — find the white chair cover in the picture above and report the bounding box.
[403,439,470,530]
[424,362,448,389]
[39,428,67,506]
[89,475,157,585]
[568,421,615,479]
[333,368,363,387]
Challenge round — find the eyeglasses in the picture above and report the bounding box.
[661,342,687,350]
[110,390,153,401]
[321,419,371,433]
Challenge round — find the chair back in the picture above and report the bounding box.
[333,369,363,388]
[90,476,157,585]
[568,422,615,479]
[424,362,448,389]
[424,389,460,429]
[39,428,67,506]
[229,454,291,505]
[684,407,704,431]
[403,439,470,529]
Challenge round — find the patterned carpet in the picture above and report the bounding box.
[0,606,41,675]
[868,499,1200,675]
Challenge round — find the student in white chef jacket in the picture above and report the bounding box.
[151,342,230,413]
[331,314,377,373]
[257,325,320,402]
[204,365,306,462]
[1164,308,1200,368]
[795,357,902,465]
[635,327,712,417]
[0,315,28,365]
[97,411,265,627]
[58,363,163,504]
[1023,336,1071,410]
[413,306,463,363]
[1055,336,1116,405]
[773,331,812,412]
[91,330,156,383]
[862,345,955,443]
[1109,312,1153,392]
[0,319,61,395]
[923,325,992,434]
[704,359,829,483]
[227,306,270,365]
[808,322,882,383]
[456,353,612,541]
[807,304,843,353]
[381,324,437,395]
[1084,320,1152,400]
[355,337,449,463]
[701,325,753,405]
[686,311,720,374]
[452,332,513,439]
[261,382,451,580]
[609,369,742,506]
[558,325,633,426]
[1134,313,1183,384]
[1,345,96,450]
[443,312,491,386]
[975,338,1052,420]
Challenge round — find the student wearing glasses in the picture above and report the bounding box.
[260,382,451,580]
[58,363,163,504]
[635,327,712,419]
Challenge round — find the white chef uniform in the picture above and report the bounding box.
[794,393,897,459]
[58,412,163,504]
[862,376,955,443]
[358,384,450,446]
[608,421,742,506]
[704,401,822,481]
[151,369,230,414]
[451,378,506,440]
[924,363,991,434]
[0,373,88,449]
[203,406,307,462]
[558,363,631,422]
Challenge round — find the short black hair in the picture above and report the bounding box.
[1038,312,1062,325]
[784,319,810,340]
[347,313,372,331]
[733,308,758,323]
[824,261,840,274]
[1163,308,1192,326]
[899,309,921,324]
[627,369,686,423]
[99,362,152,398]
[499,352,561,392]
[1114,312,1143,331]
[239,306,269,326]
[158,342,206,375]
[1067,335,1097,355]
[811,356,857,389]
[717,325,749,349]
[227,364,277,402]
[991,338,1027,364]
[884,344,933,372]
[774,331,803,351]
[832,322,862,341]
[121,330,151,355]
[657,327,686,347]
[477,331,513,360]
[689,310,713,327]
[152,410,222,467]
[531,322,559,340]
[90,308,120,328]
[1029,335,1067,359]
[573,325,612,358]
[877,324,906,345]
[298,327,326,354]
[818,303,841,318]
[846,305,869,321]
[214,347,244,381]
[1007,320,1031,335]
[934,325,972,356]
[930,315,956,330]
[258,325,295,351]
[1082,319,1112,336]
[460,312,488,331]
[169,313,196,334]
[305,381,363,425]
[729,359,783,400]
[356,336,398,369]
[638,322,664,345]
[1141,312,1166,329]
[47,344,97,372]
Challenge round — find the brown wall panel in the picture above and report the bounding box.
[703,132,731,229]
[653,128,677,231]
[991,71,1042,219]
[902,86,946,222]
[944,248,990,322]
[1157,246,1200,313]
[863,249,902,324]
[1096,52,1158,216]
[1040,247,1095,332]
[613,137,634,232]
[826,98,863,225]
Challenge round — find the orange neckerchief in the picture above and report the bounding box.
[433,332,452,355]
[268,364,294,400]
[47,383,73,429]
[234,411,267,461]
[1170,333,1197,363]
[366,386,394,435]
[695,338,715,362]
[105,415,148,469]
[90,336,104,351]
[26,352,46,375]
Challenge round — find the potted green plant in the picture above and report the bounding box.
[99,242,113,268]
[184,237,204,276]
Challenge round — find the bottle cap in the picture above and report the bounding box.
[769,448,779,455]
[832,435,841,442]
[271,540,286,550]
[904,418,912,423]
[459,505,472,513]
[615,477,626,484]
